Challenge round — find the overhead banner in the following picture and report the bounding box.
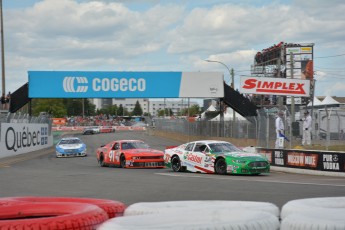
[28,71,224,98]
[240,76,310,97]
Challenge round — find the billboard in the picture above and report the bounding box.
[286,45,313,80]
[28,71,224,98]
[240,76,310,97]
[0,123,53,159]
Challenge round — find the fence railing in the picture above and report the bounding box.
[154,108,345,148]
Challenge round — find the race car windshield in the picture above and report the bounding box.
[208,143,241,153]
[121,142,149,149]
[59,139,82,145]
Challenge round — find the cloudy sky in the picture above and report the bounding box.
[2,0,345,99]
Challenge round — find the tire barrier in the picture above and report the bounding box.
[281,209,345,230]
[0,202,108,229]
[124,200,280,217]
[99,209,280,230]
[0,196,127,218]
[280,196,345,220]
[280,197,345,229]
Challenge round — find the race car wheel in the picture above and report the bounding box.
[0,202,108,229]
[215,158,227,175]
[120,154,126,168]
[99,154,107,167]
[0,197,127,218]
[171,155,183,172]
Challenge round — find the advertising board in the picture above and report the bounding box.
[0,123,53,159]
[28,71,224,98]
[257,148,345,173]
[240,76,310,97]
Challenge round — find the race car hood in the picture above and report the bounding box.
[58,144,84,149]
[124,148,163,155]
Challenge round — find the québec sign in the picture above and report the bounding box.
[240,76,310,97]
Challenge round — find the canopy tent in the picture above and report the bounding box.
[321,96,340,105]
[210,107,246,121]
[307,97,322,107]
[201,104,217,119]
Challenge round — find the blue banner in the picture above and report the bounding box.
[28,71,224,98]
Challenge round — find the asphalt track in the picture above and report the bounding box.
[0,130,344,209]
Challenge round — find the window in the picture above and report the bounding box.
[185,143,195,151]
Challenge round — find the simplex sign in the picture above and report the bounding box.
[240,76,310,97]
[28,71,224,98]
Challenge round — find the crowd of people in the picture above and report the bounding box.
[254,42,305,65]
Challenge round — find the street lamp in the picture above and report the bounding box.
[205,59,236,126]
[0,0,6,95]
[205,60,234,88]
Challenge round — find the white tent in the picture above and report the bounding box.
[307,97,322,107]
[321,96,340,105]
[201,104,217,119]
[210,107,246,121]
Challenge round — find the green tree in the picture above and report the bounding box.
[179,104,200,116]
[189,104,200,116]
[132,100,143,116]
[31,99,66,117]
[158,108,173,117]
[118,104,124,116]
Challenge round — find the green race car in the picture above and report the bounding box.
[164,140,269,175]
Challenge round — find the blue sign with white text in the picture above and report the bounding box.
[28,71,182,98]
[28,71,224,98]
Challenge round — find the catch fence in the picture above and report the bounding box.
[154,108,345,149]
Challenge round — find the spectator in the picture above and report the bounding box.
[5,91,10,109]
[275,111,285,148]
[301,111,312,146]
[1,93,6,110]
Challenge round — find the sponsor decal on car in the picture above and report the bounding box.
[185,153,203,164]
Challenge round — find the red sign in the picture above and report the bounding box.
[240,76,310,96]
[287,152,318,168]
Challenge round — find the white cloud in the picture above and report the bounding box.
[2,0,345,97]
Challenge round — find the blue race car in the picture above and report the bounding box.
[55,137,87,158]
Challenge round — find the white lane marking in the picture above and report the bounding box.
[155,173,345,187]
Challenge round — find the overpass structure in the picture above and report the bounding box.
[9,71,259,121]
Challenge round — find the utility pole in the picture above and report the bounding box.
[0,0,5,95]
[231,68,235,122]
[290,52,295,122]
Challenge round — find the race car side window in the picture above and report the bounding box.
[185,143,194,151]
[113,143,119,150]
[198,144,208,153]
[194,143,206,152]
[203,146,210,153]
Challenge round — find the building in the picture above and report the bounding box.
[91,98,200,116]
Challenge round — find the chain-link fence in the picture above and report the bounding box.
[0,112,53,135]
[154,107,345,148]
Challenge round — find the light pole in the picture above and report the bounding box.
[0,0,5,96]
[205,60,236,124]
[205,60,234,88]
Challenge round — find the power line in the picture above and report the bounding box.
[315,53,345,59]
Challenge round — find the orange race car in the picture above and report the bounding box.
[96,140,165,168]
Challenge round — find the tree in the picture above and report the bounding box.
[189,104,200,116]
[118,104,124,116]
[132,100,143,116]
[179,104,200,116]
[158,108,173,117]
[31,99,66,117]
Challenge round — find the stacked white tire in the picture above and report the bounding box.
[281,197,345,230]
[99,200,280,230]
